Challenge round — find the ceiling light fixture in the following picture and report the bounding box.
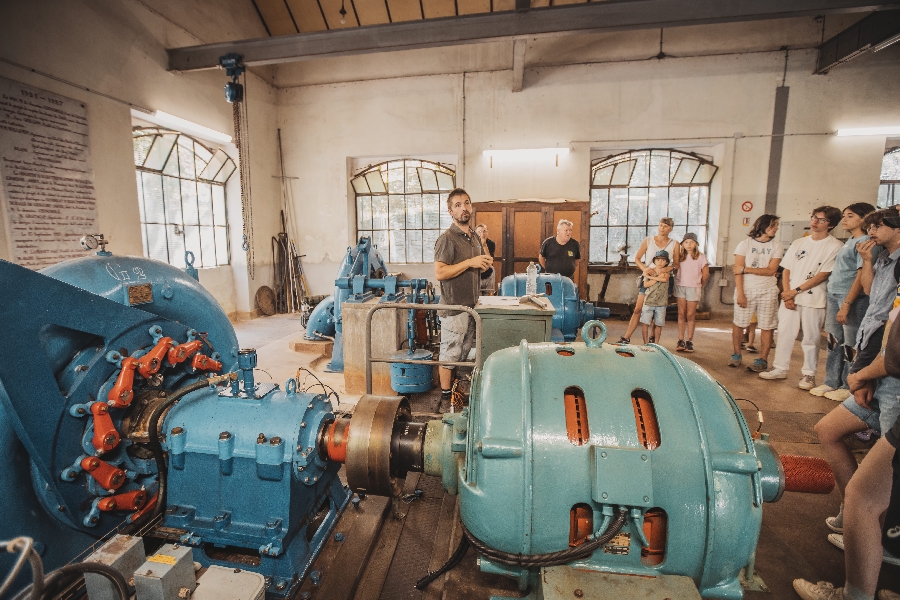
[836,126,900,137]
[340,0,347,25]
[483,147,570,167]
[150,111,233,144]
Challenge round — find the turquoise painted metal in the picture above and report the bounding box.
[423,321,784,599]
[499,273,609,341]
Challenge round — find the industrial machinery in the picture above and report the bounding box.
[499,273,609,342]
[0,249,349,599]
[303,237,429,373]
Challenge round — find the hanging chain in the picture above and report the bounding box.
[233,73,255,279]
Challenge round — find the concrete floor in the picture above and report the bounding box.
[234,312,900,598]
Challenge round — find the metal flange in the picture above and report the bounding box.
[345,395,410,497]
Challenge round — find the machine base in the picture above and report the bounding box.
[491,566,703,600]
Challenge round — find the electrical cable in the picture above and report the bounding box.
[461,508,628,568]
[13,562,128,600]
[735,397,764,436]
[0,537,42,600]
[414,531,470,590]
[296,367,341,408]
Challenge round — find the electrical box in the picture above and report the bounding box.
[475,297,554,361]
[83,535,146,600]
[133,544,196,600]
[192,566,266,600]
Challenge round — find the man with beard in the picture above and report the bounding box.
[434,188,493,404]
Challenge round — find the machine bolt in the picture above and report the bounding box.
[172,427,184,435]
[257,433,267,444]
[335,533,345,542]
[313,476,318,482]
[308,403,313,409]
[160,392,167,398]
[600,452,607,458]
[104,434,117,446]
[301,451,307,458]
[351,497,360,509]
[641,454,648,461]
[220,431,231,440]
[301,422,306,428]
[57,505,66,512]
[90,516,98,524]
[643,496,650,503]
[573,590,583,598]
[275,581,286,590]
[298,466,305,471]
[177,587,192,598]
[270,437,282,445]
[601,493,608,499]
[304,477,310,483]
[234,569,241,573]
[77,407,86,414]
[307,447,313,453]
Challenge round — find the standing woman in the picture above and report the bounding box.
[617,218,679,345]
[730,214,783,372]
[675,232,709,352]
[475,224,496,295]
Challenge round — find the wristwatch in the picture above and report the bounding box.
[794,286,802,293]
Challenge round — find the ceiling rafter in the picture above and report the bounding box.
[315,0,331,29]
[169,0,900,70]
[350,0,362,26]
[282,0,302,32]
[250,0,273,36]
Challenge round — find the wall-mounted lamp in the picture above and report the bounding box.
[483,147,570,167]
[151,111,233,145]
[836,126,900,137]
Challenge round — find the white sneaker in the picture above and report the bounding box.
[824,388,852,402]
[826,504,843,534]
[827,533,900,565]
[759,369,787,380]
[809,384,834,397]
[792,579,846,600]
[879,590,900,600]
[799,375,817,390]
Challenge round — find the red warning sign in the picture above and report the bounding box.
[741,201,753,212]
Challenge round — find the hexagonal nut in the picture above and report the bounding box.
[178,587,192,599]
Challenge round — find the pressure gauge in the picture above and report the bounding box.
[80,235,99,251]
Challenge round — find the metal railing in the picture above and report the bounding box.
[364,302,483,394]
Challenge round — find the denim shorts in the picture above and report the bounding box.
[842,375,900,435]
[640,305,666,327]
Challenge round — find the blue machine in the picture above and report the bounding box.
[499,273,609,342]
[308,237,429,372]
[0,252,349,599]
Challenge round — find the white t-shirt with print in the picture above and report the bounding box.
[734,237,785,290]
[780,235,843,309]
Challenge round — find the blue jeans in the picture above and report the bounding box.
[824,293,868,389]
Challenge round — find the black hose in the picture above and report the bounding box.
[461,509,629,569]
[13,562,128,600]
[415,532,469,590]
[123,377,213,534]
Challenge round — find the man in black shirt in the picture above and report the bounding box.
[539,219,581,279]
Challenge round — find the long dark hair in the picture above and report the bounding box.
[749,214,780,240]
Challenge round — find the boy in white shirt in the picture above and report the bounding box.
[760,206,844,389]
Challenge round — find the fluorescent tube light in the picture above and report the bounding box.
[151,111,233,144]
[836,126,900,137]
[483,148,570,159]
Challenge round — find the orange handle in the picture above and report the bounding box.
[168,340,202,366]
[81,456,126,490]
[90,402,120,453]
[97,489,147,511]
[191,353,222,372]
[107,356,138,408]
[137,337,173,378]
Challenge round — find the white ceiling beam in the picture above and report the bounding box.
[168,0,900,71]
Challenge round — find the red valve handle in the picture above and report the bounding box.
[137,337,173,378]
[81,455,126,491]
[107,356,138,408]
[191,353,222,372]
[90,402,120,453]
[128,492,158,523]
[97,489,147,511]
[168,340,202,366]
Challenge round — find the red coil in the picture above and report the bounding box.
[781,454,835,494]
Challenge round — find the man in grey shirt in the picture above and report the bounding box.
[434,188,492,401]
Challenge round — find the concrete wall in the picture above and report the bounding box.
[0,0,282,318]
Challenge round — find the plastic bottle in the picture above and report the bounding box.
[526,261,538,296]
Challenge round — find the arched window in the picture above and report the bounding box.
[352,160,456,263]
[877,147,900,207]
[589,150,717,263]
[133,127,235,268]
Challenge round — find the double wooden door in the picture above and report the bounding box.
[474,201,589,299]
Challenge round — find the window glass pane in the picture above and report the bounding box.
[592,165,613,186]
[182,181,199,226]
[162,148,179,176]
[435,171,454,191]
[389,195,406,229]
[201,149,227,180]
[423,230,439,263]
[609,189,628,226]
[628,188,648,226]
[418,168,439,191]
[389,230,406,262]
[357,196,372,230]
[668,187,689,224]
[215,226,229,265]
[882,150,900,180]
[589,227,607,263]
[198,183,213,225]
[177,137,196,179]
[647,188,668,225]
[590,188,608,225]
[406,165,422,193]
[672,159,699,184]
[214,160,235,183]
[439,194,452,228]
[136,171,145,222]
[372,196,388,229]
[146,224,168,262]
[212,185,226,226]
[671,225,687,243]
[144,134,176,170]
[372,230,389,255]
[670,157,681,183]
[163,176,182,225]
[388,165,404,193]
[183,226,201,267]
[629,152,649,187]
[406,230,423,263]
[895,184,900,204]
[693,163,717,184]
[142,224,149,257]
[167,224,186,269]
[607,228,627,262]
[688,187,708,225]
[365,171,386,194]
[627,228,646,262]
[611,160,635,186]
[878,184,890,207]
[141,172,165,223]
[423,194,441,228]
[200,226,216,267]
[351,176,370,194]
[406,194,422,228]
[194,143,212,176]
[134,135,154,167]
[649,151,670,186]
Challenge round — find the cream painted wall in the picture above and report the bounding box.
[0,0,282,317]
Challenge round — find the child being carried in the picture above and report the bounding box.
[640,250,672,344]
